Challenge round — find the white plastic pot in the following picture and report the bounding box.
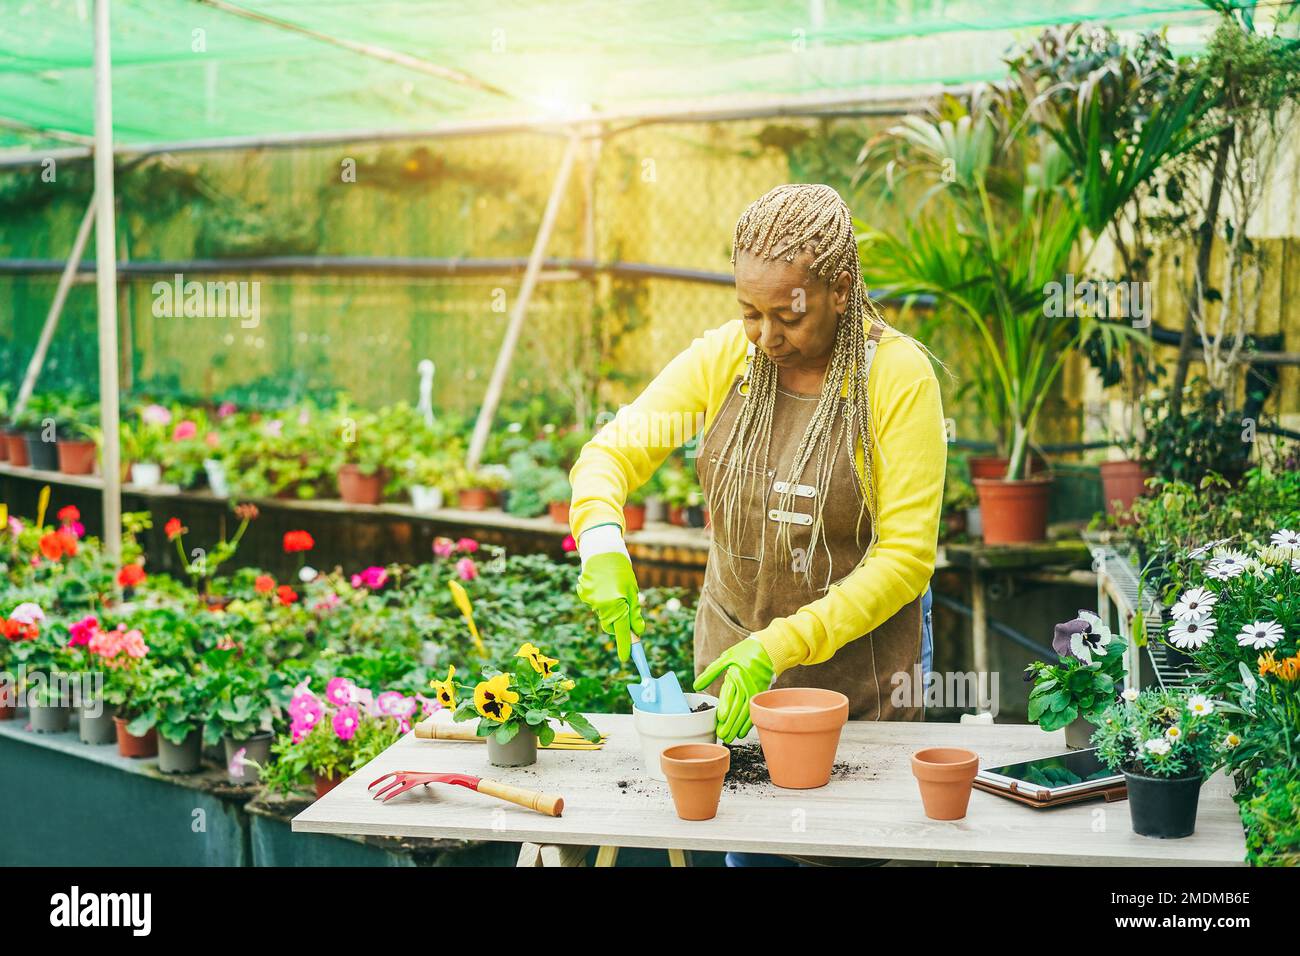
[632,692,718,781]
[409,484,444,512]
[130,462,162,487]
[203,458,229,497]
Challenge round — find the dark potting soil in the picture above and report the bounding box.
[691,701,715,713]
[723,744,871,791]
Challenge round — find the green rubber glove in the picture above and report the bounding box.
[575,552,645,662]
[693,639,775,743]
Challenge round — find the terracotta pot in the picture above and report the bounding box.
[633,693,718,781]
[1099,459,1150,522]
[458,487,492,511]
[548,500,571,524]
[968,454,1046,480]
[314,773,344,798]
[973,476,1053,544]
[337,464,384,505]
[667,505,685,527]
[0,429,7,461]
[911,747,979,820]
[25,432,59,471]
[623,503,646,532]
[660,743,730,821]
[0,680,17,720]
[114,716,158,758]
[4,432,30,467]
[750,687,849,789]
[56,438,98,475]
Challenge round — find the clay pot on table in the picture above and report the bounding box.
[56,438,98,475]
[314,773,345,798]
[660,743,730,821]
[547,500,571,525]
[750,687,849,789]
[458,487,493,511]
[1099,460,1150,523]
[4,431,30,467]
[623,503,647,532]
[633,693,718,781]
[114,716,158,758]
[337,464,384,505]
[973,476,1054,544]
[911,747,979,820]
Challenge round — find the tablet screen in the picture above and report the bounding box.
[981,749,1120,792]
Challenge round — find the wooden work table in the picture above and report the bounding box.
[293,715,1246,867]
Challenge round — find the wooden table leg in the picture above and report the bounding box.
[517,842,592,867]
[594,845,620,867]
[970,566,989,713]
[667,848,692,867]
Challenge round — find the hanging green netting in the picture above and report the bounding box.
[0,0,1233,155]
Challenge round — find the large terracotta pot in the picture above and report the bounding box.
[973,476,1054,544]
[4,431,29,467]
[968,454,1046,481]
[337,464,384,505]
[0,430,7,461]
[623,503,647,532]
[114,716,158,758]
[57,439,98,475]
[660,743,730,821]
[314,773,344,799]
[548,500,571,524]
[1099,460,1150,522]
[750,687,849,789]
[457,487,492,511]
[911,747,979,820]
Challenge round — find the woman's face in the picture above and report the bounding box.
[734,250,850,372]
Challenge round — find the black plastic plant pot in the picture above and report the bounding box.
[685,505,706,528]
[24,433,59,471]
[1124,769,1203,839]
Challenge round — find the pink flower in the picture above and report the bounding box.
[325,677,356,707]
[228,746,248,779]
[8,516,24,536]
[455,557,478,581]
[333,705,360,741]
[142,404,172,426]
[263,419,283,438]
[298,409,311,426]
[217,401,237,419]
[68,615,99,648]
[312,592,341,614]
[562,534,576,553]
[289,691,321,721]
[350,566,389,590]
[352,687,376,716]
[172,420,198,441]
[10,602,45,626]
[456,538,479,554]
[122,629,149,658]
[377,691,417,719]
[416,693,441,716]
[433,537,455,559]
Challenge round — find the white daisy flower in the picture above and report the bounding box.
[1236,620,1285,650]
[1271,529,1300,549]
[1165,725,1182,741]
[1187,695,1214,716]
[299,565,317,583]
[1257,546,1295,568]
[1292,556,1300,574]
[1168,618,1216,650]
[1171,587,1217,622]
[664,597,682,613]
[1205,560,1245,581]
[1122,687,1139,702]
[1187,538,1232,560]
[1144,738,1171,756]
[1222,733,1240,749]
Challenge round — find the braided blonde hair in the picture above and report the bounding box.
[713,183,891,589]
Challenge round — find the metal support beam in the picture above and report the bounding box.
[13,198,97,419]
[466,133,580,470]
[93,0,121,560]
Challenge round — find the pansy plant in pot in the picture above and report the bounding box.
[1024,610,1125,748]
[1091,687,1232,839]
[437,642,601,767]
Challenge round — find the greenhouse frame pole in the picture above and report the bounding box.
[466,132,581,471]
[93,0,121,560]
[12,199,96,420]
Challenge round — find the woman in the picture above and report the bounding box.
[572,182,945,748]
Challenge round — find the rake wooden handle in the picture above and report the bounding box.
[477,779,565,817]
[414,718,482,742]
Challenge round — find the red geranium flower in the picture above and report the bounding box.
[57,505,81,525]
[164,517,185,540]
[283,530,315,553]
[254,574,275,594]
[276,585,299,605]
[117,563,146,588]
[39,532,65,561]
[56,528,78,557]
[2,618,38,642]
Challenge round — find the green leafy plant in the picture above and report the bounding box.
[1091,687,1231,779]
[126,664,209,745]
[1025,611,1126,730]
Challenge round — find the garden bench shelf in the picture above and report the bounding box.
[293,714,1246,867]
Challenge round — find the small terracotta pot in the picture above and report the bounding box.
[0,680,17,720]
[5,432,31,467]
[750,687,849,789]
[114,716,158,758]
[57,438,98,475]
[911,747,979,820]
[0,430,7,461]
[623,503,646,532]
[548,500,571,524]
[314,773,344,798]
[337,464,384,505]
[973,476,1053,544]
[458,487,492,511]
[660,743,730,821]
[1099,460,1150,523]
[667,505,685,527]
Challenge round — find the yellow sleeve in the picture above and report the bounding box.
[752,337,947,674]
[568,322,745,538]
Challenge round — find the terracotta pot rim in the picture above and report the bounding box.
[660,743,729,780]
[911,747,980,781]
[971,475,1055,488]
[750,687,849,733]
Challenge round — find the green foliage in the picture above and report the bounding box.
[1237,767,1300,867]
[1091,688,1231,779]
[1025,630,1126,731]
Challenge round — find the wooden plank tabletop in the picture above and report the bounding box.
[293,715,1246,866]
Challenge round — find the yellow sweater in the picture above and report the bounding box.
[569,319,947,675]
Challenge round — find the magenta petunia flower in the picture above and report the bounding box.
[456,557,478,581]
[456,538,479,554]
[377,691,417,719]
[333,705,360,741]
[172,420,198,441]
[289,692,322,724]
[68,615,99,648]
[325,677,355,706]
[350,566,389,590]
[216,401,237,419]
[433,537,455,559]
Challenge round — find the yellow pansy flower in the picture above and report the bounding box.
[516,642,558,677]
[429,665,457,710]
[474,673,519,723]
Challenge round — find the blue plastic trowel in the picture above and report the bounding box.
[628,633,690,714]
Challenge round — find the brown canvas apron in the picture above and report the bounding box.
[693,324,923,722]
